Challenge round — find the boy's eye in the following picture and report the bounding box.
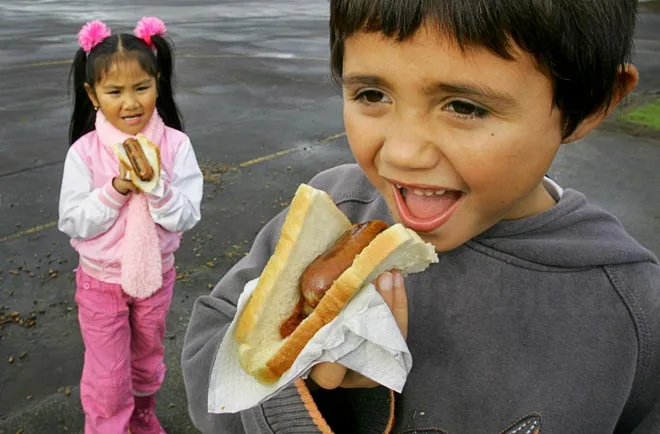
[355,90,391,104]
[137,86,149,91]
[445,100,489,119]
[107,90,120,95]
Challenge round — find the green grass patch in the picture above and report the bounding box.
[619,98,660,131]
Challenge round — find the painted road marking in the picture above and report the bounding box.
[0,133,346,244]
[0,221,58,243]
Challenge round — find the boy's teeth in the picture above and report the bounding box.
[411,188,447,196]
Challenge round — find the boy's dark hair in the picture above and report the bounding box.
[329,0,638,138]
[68,33,184,145]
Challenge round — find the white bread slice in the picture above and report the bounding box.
[111,134,161,193]
[235,184,352,373]
[236,184,439,383]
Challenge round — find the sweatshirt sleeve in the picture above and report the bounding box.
[182,207,311,433]
[145,137,203,233]
[58,147,129,240]
[610,261,660,433]
[182,169,395,434]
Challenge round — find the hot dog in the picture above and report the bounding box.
[278,220,389,338]
[111,134,161,193]
[235,183,438,384]
[123,138,154,182]
[300,220,390,314]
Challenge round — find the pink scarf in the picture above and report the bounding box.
[96,111,165,299]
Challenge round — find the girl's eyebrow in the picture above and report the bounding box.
[100,79,153,89]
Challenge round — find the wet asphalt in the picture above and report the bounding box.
[0,1,659,433]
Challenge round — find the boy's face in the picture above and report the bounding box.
[342,25,564,252]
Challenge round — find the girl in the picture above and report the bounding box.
[58,18,203,434]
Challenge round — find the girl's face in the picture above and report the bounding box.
[85,57,158,136]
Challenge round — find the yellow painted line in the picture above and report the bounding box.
[239,133,346,167]
[21,59,72,68]
[0,221,57,243]
[319,132,347,143]
[238,148,299,167]
[0,132,346,243]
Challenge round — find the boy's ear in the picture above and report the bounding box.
[563,64,639,144]
[84,83,99,109]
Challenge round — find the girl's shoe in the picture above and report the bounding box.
[130,395,166,434]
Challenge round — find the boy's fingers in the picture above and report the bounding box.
[309,362,347,390]
[339,369,380,389]
[391,270,408,339]
[376,271,394,307]
[376,271,408,339]
[307,272,408,391]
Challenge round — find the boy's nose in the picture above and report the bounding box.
[381,120,441,170]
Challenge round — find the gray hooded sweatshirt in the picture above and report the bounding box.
[182,164,660,434]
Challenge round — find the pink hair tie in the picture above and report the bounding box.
[134,16,167,48]
[77,20,111,53]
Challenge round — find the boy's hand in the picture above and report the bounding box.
[308,270,407,390]
[112,165,137,195]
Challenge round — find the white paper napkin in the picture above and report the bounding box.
[208,277,412,414]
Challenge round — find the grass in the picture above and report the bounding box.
[640,0,660,13]
[619,98,660,131]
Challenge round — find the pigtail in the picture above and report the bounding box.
[68,48,96,145]
[151,35,184,132]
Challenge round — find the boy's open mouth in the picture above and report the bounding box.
[392,183,463,232]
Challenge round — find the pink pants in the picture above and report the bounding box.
[75,267,175,434]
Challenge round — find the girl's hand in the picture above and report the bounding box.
[112,164,137,195]
[308,270,407,390]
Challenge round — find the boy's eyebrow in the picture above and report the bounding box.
[425,82,518,107]
[342,75,390,88]
[342,74,518,108]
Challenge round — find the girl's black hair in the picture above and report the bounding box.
[68,32,184,145]
[330,0,638,138]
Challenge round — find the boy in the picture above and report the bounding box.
[182,0,660,432]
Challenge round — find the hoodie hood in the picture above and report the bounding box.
[473,188,659,269]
